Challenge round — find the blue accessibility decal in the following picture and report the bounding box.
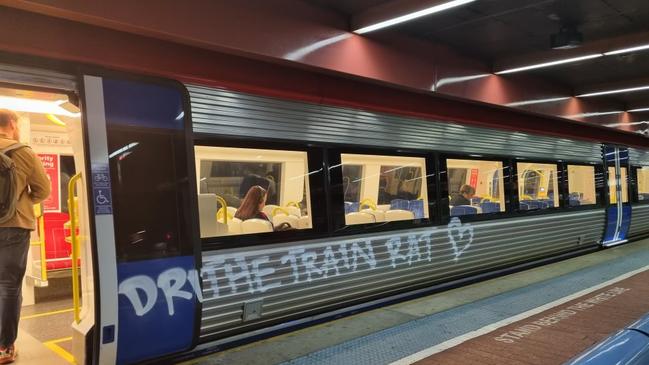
[92,164,113,215]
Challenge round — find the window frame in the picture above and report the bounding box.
[193,135,329,250]
[328,146,438,235]
[630,165,649,205]
[439,153,513,223]
[561,161,606,211]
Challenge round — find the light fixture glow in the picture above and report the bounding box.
[604,121,648,128]
[0,96,80,117]
[628,107,649,113]
[565,111,624,118]
[506,97,570,107]
[434,73,490,90]
[285,33,352,60]
[577,85,649,98]
[353,0,476,34]
[604,43,649,56]
[45,114,66,127]
[495,54,603,75]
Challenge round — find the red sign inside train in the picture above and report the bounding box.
[38,153,60,212]
[470,168,479,188]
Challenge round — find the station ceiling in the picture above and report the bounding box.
[306,0,649,131]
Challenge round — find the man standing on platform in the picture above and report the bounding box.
[0,109,50,364]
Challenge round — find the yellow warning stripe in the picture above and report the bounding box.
[21,308,74,320]
[43,337,75,364]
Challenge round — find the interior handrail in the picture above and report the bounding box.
[272,206,290,217]
[359,198,377,210]
[68,172,82,324]
[215,195,228,224]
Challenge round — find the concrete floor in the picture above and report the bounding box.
[183,238,649,365]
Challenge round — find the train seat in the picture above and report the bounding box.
[390,199,410,211]
[227,217,242,234]
[345,212,375,225]
[273,214,300,229]
[286,206,301,217]
[450,205,478,216]
[385,209,415,222]
[409,199,425,218]
[480,202,500,213]
[241,219,274,234]
[377,204,391,212]
[361,208,386,222]
[262,204,280,217]
[344,201,360,214]
[298,215,311,229]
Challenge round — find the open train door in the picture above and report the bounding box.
[81,73,201,364]
[602,145,632,246]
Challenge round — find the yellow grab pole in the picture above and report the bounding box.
[68,173,82,324]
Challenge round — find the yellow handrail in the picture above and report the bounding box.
[359,198,377,210]
[30,204,47,283]
[215,195,228,224]
[68,173,82,324]
[286,201,301,209]
[272,206,289,217]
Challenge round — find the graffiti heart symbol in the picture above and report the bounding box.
[447,217,474,262]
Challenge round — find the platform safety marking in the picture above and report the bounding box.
[44,336,75,364]
[390,263,649,365]
[20,308,74,320]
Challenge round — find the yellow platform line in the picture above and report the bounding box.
[21,308,74,320]
[44,336,75,365]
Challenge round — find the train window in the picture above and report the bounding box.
[446,159,506,216]
[341,154,429,225]
[195,146,313,237]
[608,166,629,204]
[516,162,559,210]
[567,165,597,206]
[638,167,649,202]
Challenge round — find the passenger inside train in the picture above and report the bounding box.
[195,146,313,237]
[447,158,505,216]
[340,153,429,225]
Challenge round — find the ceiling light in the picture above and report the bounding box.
[353,0,476,34]
[0,96,80,117]
[506,97,570,107]
[496,54,603,75]
[577,85,649,98]
[565,111,624,118]
[604,43,649,56]
[604,121,648,128]
[628,107,649,113]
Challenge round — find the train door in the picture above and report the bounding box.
[0,64,96,364]
[603,145,631,246]
[81,74,200,364]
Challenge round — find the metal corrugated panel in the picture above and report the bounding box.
[629,205,649,238]
[0,63,76,91]
[629,148,649,166]
[187,85,602,162]
[199,210,605,342]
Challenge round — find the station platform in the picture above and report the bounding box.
[185,238,649,365]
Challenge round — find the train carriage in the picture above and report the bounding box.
[0,56,648,365]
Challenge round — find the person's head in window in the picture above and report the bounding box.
[235,185,269,221]
[450,184,475,206]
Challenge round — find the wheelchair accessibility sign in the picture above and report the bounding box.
[92,164,113,215]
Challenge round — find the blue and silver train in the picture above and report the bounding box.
[1,57,648,365]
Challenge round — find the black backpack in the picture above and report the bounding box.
[0,143,25,224]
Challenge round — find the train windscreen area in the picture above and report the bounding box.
[447,159,505,216]
[195,146,313,238]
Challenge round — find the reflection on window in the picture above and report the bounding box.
[341,154,428,225]
[638,167,649,202]
[195,146,313,238]
[447,159,505,216]
[567,165,596,206]
[517,162,559,210]
[608,166,629,204]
